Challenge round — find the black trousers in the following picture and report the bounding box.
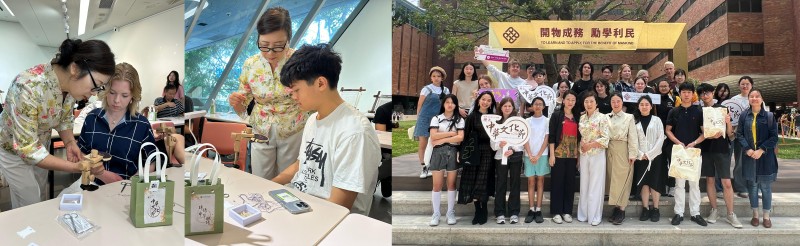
[550,157,578,215]
[494,153,523,217]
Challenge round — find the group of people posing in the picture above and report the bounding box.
[414,56,779,228]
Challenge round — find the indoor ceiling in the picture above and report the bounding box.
[2,0,181,47]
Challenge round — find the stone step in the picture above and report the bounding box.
[394,175,800,192]
[393,191,800,217]
[392,215,800,245]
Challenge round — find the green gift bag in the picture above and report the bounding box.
[185,143,225,236]
[129,142,174,227]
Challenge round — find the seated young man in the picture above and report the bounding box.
[154,84,184,118]
[272,44,381,215]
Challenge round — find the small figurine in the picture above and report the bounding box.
[155,123,178,166]
[230,127,269,166]
[80,149,112,191]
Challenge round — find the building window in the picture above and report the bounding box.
[688,2,727,40]
[669,0,696,22]
[689,43,764,71]
[729,0,763,13]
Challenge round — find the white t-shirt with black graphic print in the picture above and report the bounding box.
[289,102,381,215]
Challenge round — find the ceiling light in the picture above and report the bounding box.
[79,0,89,35]
[0,0,14,16]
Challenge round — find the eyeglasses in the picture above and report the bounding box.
[703,91,714,96]
[257,39,287,53]
[83,60,105,92]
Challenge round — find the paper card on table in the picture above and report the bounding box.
[621,92,661,104]
[474,45,509,63]
[703,107,728,138]
[17,226,35,239]
[144,187,167,224]
[190,194,216,233]
[184,171,207,180]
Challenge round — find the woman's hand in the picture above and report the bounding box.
[229,92,247,113]
[65,141,83,163]
[549,155,555,167]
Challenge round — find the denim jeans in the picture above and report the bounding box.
[748,179,774,212]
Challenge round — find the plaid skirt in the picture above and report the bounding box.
[457,142,495,204]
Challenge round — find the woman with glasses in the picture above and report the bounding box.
[0,38,115,209]
[227,7,310,179]
[60,63,162,195]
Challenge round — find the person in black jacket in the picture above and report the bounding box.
[547,90,581,224]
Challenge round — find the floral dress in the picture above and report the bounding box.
[1,63,75,164]
[236,51,311,138]
[578,112,610,156]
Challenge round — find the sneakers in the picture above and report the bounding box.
[591,220,601,226]
[562,214,573,223]
[736,192,749,198]
[447,210,457,225]
[612,210,625,225]
[534,211,544,223]
[667,187,676,197]
[609,207,620,222]
[650,208,660,222]
[429,213,440,226]
[690,215,708,226]
[496,215,506,224]
[510,215,519,224]
[525,210,536,223]
[707,208,719,224]
[727,213,743,228]
[419,166,429,179]
[552,214,564,224]
[671,214,683,225]
[639,207,650,221]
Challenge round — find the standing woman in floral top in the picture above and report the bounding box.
[577,92,611,226]
[0,39,115,209]
[228,7,310,179]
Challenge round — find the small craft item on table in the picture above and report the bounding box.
[231,127,269,166]
[229,204,262,226]
[57,212,98,239]
[80,150,112,191]
[480,115,530,165]
[155,123,179,167]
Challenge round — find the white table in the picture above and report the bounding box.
[205,112,250,125]
[377,130,392,150]
[154,117,186,127]
[318,213,391,246]
[0,167,185,245]
[184,154,350,245]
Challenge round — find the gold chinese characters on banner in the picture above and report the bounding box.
[530,21,644,51]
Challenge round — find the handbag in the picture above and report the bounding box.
[668,144,702,182]
[459,133,480,167]
[129,142,174,227]
[185,143,225,235]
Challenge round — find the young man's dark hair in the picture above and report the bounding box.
[678,81,695,92]
[696,83,715,94]
[532,69,546,77]
[279,43,342,89]
[164,84,178,92]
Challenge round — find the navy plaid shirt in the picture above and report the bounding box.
[154,97,185,118]
[78,108,157,185]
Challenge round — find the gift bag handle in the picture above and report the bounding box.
[187,143,222,186]
[138,142,165,178]
[143,152,168,183]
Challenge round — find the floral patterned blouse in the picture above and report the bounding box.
[578,111,610,156]
[236,51,311,138]
[1,63,76,165]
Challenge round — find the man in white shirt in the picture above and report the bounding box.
[476,46,525,90]
[272,43,381,215]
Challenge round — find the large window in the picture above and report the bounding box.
[184,0,366,111]
[688,43,764,71]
